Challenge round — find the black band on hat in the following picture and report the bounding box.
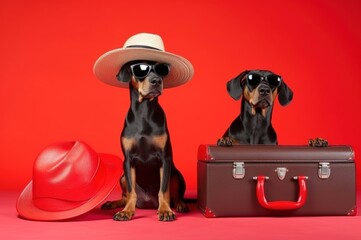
[125,45,162,51]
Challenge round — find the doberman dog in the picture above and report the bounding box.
[217,70,293,146]
[101,60,188,221]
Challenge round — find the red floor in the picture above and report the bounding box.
[2,190,361,240]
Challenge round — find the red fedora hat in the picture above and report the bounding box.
[16,141,122,221]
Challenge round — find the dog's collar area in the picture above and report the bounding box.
[251,104,269,118]
[249,100,271,118]
[137,89,162,103]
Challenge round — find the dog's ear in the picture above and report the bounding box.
[226,70,249,100]
[116,63,132,83]
[277,80,293,106]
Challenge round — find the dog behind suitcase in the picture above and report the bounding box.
[217,70,293,146]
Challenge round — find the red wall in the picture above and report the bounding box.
[1,0,360,192]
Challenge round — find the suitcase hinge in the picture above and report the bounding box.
[233,162,245,179]
[318,162,331,179]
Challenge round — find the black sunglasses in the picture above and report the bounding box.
[246,73,282,88]
[130,63,170,79]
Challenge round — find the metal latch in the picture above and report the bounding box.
[318,162,331,179]
[275,167,288,180]
[233,162,245,179]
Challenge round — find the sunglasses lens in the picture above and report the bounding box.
[247,74,261,87]
[132,64,150,78]
[155,64,170,76]
[268,75,282,87]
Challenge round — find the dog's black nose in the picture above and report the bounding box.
[259,86,271,96]
[150,77,162,86]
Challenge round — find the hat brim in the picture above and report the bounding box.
[16,153,122,221]
[93,48,194,88]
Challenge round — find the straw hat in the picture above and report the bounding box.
[93,33,194,88]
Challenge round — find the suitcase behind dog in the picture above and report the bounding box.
[197,145,356,217]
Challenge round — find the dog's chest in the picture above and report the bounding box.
[122,131,168,165]
[122,102,169,162]
[125,103,167,133]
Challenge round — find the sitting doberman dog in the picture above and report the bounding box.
[93,33,194,221]
[101,60,189,221]
[217,70,293,146]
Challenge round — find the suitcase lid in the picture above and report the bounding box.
[198,144,354,163]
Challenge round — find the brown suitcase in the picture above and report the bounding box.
[197,144,356,217]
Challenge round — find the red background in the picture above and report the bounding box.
[1,0,360,193]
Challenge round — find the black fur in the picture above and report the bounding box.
[102,61,188,221]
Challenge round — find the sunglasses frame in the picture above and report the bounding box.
[130,63,170,79]
[246,73,282,89]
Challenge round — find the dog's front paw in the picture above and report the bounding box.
[217,137,233,147]
[309,137,328,147]
[113,210,135,221]
[158,209,176,221]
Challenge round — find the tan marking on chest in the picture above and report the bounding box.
[151,134,168,150]
[121,137,136,151]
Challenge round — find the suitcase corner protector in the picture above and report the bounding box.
[204,207,216,218]
[198,145,211,161]
[347,206,357,216]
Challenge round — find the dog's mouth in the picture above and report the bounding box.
[138,90,162,102]
[250,99,271,117]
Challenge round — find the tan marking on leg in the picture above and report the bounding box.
[158,167,175,221]
[114,168,137,221]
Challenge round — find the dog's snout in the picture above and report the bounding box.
[150,77,162,86]
[258,86,271,96]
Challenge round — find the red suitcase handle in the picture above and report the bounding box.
[255,176,308,210]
